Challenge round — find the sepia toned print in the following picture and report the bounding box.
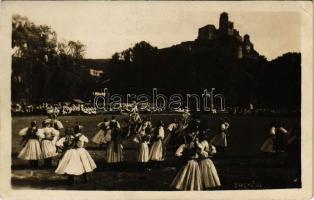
[0,1,312,200]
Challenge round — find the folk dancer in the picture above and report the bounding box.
[55,125,96,184]
[133,117,153,171]
[45,113,64,134]
[210,118,230,151]
[170,134,202,191]
[40,120,59,168]
[196,132,221,189]
[18,121,44,168]
[91,118,111,147]
[261,121,288,153]
[106,120,124,165]
[149,120,166,167]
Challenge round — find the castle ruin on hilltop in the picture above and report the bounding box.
[196,12,258,59]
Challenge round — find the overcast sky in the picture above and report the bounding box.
[7,2,300,60]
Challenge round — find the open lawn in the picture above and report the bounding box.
[11,114,301,190]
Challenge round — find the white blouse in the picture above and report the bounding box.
[157,126,165,140]
[197,140,216,158]
[18,127,29,136]
[175,144,198,159]
[75,133,89,148]
[175,144,186,157]
[40,127,60,144]
[19,127,45,139]
[270,127,288,135]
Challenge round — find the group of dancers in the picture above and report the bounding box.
[18,114,63,168]
[18,115,96,184]
[260,121,300,154]
[16,106,233,190]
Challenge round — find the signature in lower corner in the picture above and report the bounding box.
[233,182,263,189]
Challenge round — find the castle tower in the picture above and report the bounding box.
[244,34,250,43]
[243,34,254,53]
[219,12,229,36]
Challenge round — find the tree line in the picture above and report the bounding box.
[12,14,96,103]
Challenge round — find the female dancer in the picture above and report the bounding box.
[170,134,202,191]
[55,125,96,184]
[18,121,44,168]
[91,118,110,147]
[260,122,277,153]
[40,121,59,168]
[261,121,288,153]
[134,117,152,170]
[149,120,166,165]
[196,132,221,189]
[106,121,124,164]
[210,118,230,151]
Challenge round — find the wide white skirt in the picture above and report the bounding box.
[106,141,123,163]
[138,142,149,162]
[260,137,275,153]
[18,139,43,160]
[149,139,164,161]
[92,130,110,144]
[210,132,227,147]
[55,148,97,175]
[170,160,202,191]
[199,158,221,189]
[41,140,58,159]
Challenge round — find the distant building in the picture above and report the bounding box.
[195,12,260,59]
[197,25,217,40]
[89,69,104,77]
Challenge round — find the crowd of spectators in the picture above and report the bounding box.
[12,102,97,116]
[11,102,299,117]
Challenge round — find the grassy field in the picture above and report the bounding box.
[11,114,301,190]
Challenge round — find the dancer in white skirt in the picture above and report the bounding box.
[260,122,277,153]
[18,121,44,168]
[106,121,124,164]
[150,120,166,165]
[260,121,287,153]
[210,118,230,151]
[91,118,110,146]
[55,125,96,184]
[40,121,59,168]
[134,117,152,170]
[170,134,202,191]
[196,132,221,189]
